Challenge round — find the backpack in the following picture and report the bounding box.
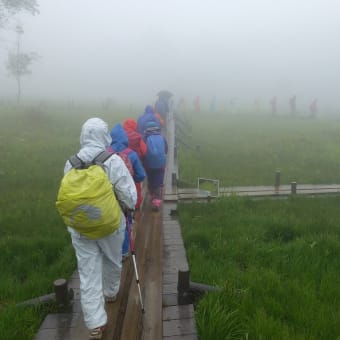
[56,150,121,240]
[145,134,166,168]
[126,130,144,158]
[108,146,134,177]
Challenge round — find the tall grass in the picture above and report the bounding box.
[179,196,340,339]
[0,102,136,339]
[178,111,340,186]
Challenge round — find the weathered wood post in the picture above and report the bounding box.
[178,269,191,305]
[54,278,69,309]
[275,169,281,193]
[172,172,177,186]
[291,181,297,194]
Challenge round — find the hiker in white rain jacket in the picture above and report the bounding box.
[63,118,137,339]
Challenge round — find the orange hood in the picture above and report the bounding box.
[123,118,138,132]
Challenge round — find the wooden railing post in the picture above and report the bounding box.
[275,169,281,193]
[291,181,297,194]
[172,172,177,186]
[178,269,191,305]
[54,278,69,309]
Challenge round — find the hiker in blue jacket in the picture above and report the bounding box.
[110,123,146,259]
[143,121,168,210]
[137,105,161,135]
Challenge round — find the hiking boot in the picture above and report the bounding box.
[151,198,162,211]
[152,198,162,208]
[89,325,106,339]
[104,295,117,303]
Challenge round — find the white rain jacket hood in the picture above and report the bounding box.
[78,117,112,162]
[64,117,137,213]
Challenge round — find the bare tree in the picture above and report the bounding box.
[6,24,38,102]
[0,0,38,27]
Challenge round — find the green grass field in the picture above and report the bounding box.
[177,111,340,339]
[0,102,137,340]
[179,197,340,339]
[2,105,340,339]
[177,111,340,187]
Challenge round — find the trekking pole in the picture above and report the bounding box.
[126,213,145,313]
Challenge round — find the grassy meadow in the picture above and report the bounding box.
[177,110,340,187]
[177,110,340,339]
[1,105,340,339]
[0,102,137,340]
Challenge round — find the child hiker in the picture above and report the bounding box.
[143,121,168,210]
[123,118,147,212]
[57,118,136,340]
[109,123,146,259]
[137,105,163,135]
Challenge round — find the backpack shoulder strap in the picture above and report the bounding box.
[93,150,113,165]
[121,147,132,156]
[69,154,86,169]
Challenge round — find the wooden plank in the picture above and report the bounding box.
[35,328,69,340]
[163,273,178,284]
[163,305,195,321]
[163,335,198,340]
[162,293,178,307]
[163,318,197,337]
[163,283,177,294]
[39,313,79,329]
[139,204,163,340]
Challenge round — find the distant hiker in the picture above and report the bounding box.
[289,95,297,116]
[155,95,169,121]
[143,121,168,210]
[123,118,147,161]
[109,123,146,259]
[137,105,162,135]
[155,90,173,122]
[57,118,136,340]
[193,96,200,113]
[270,96,277,115]
[309,98,318,117]
[123,118,147,212]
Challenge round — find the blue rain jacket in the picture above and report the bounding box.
[110,123,146,183]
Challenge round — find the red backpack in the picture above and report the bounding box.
[107,146,134,178]
[126,130,144,158]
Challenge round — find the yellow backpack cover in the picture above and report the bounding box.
[56,151,121,239]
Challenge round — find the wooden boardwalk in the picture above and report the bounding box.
[34,112,197,340]
[162,113,198,339]
[164,184,340,201]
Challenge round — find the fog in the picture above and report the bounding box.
[0,0,340,111]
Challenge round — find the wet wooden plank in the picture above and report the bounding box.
[163,318,197,337]
[163,293,178,307]
[163,273,178,284]
[163,283,177,295]
[163,335,198,340]
[163,305,195,321]
[35,328,70,340]
[39,313,79,329]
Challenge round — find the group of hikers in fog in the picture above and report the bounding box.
[56,93,170,339]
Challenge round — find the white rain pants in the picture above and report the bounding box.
[68,213,125,329]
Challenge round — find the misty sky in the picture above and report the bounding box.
[0,0,339,109]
